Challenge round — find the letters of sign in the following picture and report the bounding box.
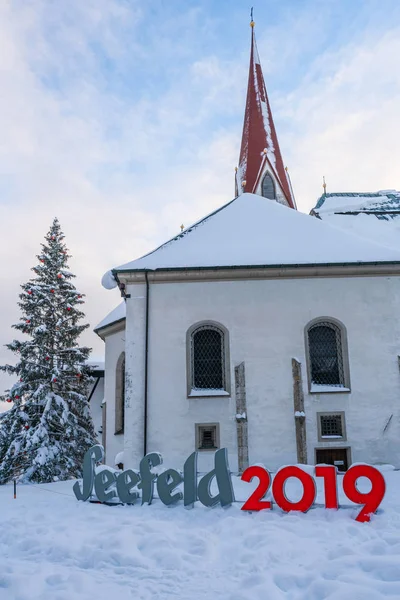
[73,445,386,522]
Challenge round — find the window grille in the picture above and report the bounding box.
[191,325,225,390]
[320,414,343,438]
[261,173,276,199]
[308,322,345,386]
[197,425,219,450]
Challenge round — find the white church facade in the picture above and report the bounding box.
[95,22,400,473]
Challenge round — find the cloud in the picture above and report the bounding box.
[281,27,400,211]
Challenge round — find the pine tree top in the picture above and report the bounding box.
[1,218,92,404]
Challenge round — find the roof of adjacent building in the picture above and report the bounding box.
[312,191,400,253]
[108,193,400,275]
[87,359,105,374]
[94,302,126,334]
[313,190,400,215]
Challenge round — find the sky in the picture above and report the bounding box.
[1,0,400,396]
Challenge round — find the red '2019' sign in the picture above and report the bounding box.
[241,464,386,522]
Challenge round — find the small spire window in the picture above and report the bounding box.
[261,173,276,199]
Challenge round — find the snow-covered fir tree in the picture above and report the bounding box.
[0,218,97,484]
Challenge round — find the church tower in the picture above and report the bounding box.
[236,19,296,209]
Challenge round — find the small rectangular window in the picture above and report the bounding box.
[318,412,346,440]
[195,423,220,451]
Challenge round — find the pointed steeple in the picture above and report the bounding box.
[237,20,296,209]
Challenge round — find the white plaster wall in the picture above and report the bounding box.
[88,377,104,441]
[103,329,125,466]
[124,275,400,472]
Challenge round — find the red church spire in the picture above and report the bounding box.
[237,19,296,209]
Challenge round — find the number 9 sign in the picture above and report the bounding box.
[241,463,386,522]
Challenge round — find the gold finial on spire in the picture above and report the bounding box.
[250,6,255,27]
[180,224,184,232]
[323,176,327,194]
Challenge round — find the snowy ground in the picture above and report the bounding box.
[1,468,400,600]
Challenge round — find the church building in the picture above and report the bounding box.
[95,21,400,473]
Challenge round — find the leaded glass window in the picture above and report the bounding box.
[261,173,276,199]
[191,325,225,391]
[308,322,345,387]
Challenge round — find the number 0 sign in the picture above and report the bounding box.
[241,464,386,522]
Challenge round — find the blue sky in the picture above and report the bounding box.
[1,0,400,393]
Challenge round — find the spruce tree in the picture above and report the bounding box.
[0,218,97,484]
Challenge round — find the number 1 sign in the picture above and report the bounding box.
[241,464,386,522]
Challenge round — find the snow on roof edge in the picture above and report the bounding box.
[113,196,237,273]
[314,191,400,213]
[113,259,400,274]
[94,302,126,333]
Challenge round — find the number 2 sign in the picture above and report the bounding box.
[241,464,386,522]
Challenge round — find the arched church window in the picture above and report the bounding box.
[115,352,125,434]
[187,322,230,396]
[261,172,276,199]
[306,319,350,391]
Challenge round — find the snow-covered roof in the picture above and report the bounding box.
[318,213,400,254]
[314,191,400,215]
[312,191,400,253]
[94,302,126,333]
[111,193,400,274]
[86,359,105,371]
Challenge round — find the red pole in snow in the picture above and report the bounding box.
[13,479,16,499]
